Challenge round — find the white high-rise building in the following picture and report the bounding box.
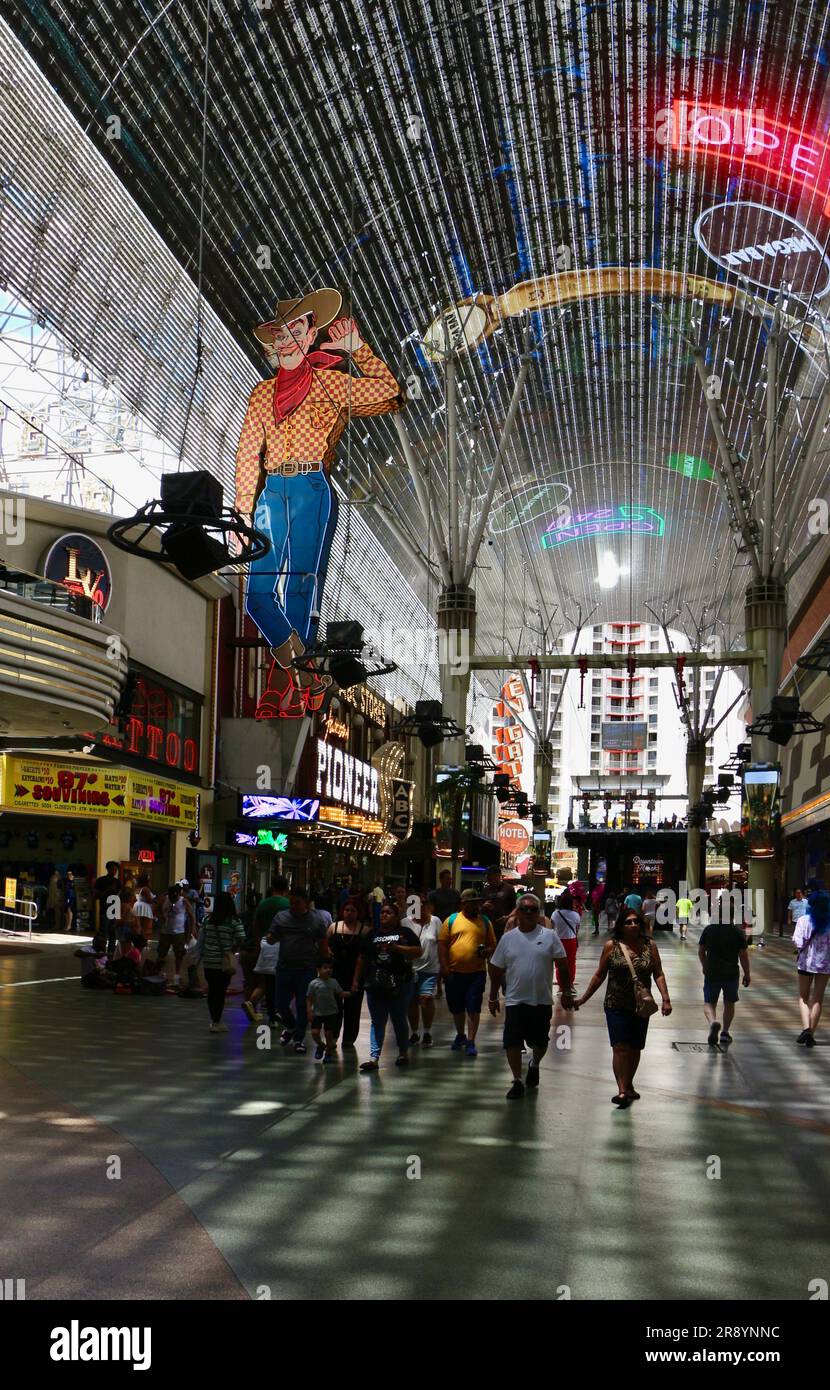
[541,622,744,836]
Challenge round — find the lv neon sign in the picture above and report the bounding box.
[541,505,665,549]
[671,101,830,217]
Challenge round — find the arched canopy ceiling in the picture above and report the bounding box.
[8,0,830,651]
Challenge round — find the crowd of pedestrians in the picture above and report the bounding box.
[73,864,830,1098]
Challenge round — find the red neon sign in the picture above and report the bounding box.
[671,101,830,217]
[137,849,155,863]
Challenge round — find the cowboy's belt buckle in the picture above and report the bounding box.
[281,460,298,477]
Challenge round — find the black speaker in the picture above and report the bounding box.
[465,744,485,762]
[329,653,368,687]
[418,721,445,748]
[717,773,734,787]
[161,471,224,519]
[162,523,230,579]
[327,620,364,650]
[767,695,799,746]
[415,700,443,721]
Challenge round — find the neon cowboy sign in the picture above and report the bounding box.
[670,101,830,216]
[541,505,665,549]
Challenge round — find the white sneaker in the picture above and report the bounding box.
[209,1022,229,1033]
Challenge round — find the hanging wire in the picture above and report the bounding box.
[332,40,360,617]
[178,0,213,469]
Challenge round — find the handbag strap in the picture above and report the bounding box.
[618,941,640,982]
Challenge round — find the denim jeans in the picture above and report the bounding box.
[246,473,339,650]
[366,987,410,1059]
[275,966,316,1042]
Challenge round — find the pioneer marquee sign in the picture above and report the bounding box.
[315,738,380,818]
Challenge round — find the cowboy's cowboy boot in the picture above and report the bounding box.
[254,636,303,719]
[289,629,332,703]
[254,660,294,720]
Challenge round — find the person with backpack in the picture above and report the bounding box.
[353,902,421,1073]
[196,891,247,1033]
[437,888,497,1058]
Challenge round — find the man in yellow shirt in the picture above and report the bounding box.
[676,895,693,941]
[438,888,497,1057]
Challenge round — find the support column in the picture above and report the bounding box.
[685,738,706,897]
[744,579,787,937]
[437,585,476,887]
[532,739,552,895]
[577,844,590,884]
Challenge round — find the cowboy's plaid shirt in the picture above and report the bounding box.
[235,343,402,513]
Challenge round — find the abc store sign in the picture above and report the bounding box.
[694,201,830,298]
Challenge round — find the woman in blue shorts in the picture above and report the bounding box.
[575,907,672,1107]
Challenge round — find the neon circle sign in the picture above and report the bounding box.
[671,101,830,217]
[540,505,665,549]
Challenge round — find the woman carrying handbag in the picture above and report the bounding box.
[575,907,672,1107]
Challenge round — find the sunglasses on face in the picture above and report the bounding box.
[518,904,539,912]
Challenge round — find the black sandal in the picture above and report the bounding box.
[611,1094,632,1107]
[359,1059,379,1073]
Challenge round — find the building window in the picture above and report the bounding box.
[649,696,658,708]
[649,713,658,726]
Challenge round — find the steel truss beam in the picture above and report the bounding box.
[468,652,759,670]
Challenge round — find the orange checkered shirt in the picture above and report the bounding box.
[235,343,403,513]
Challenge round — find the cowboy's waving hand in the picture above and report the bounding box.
[322,316,364,354]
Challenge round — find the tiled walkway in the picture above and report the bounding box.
[0,932,827,1300]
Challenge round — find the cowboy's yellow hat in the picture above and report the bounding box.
[253,287,342,344]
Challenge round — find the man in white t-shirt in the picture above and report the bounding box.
[487,892,574,1100]
[786,889,807,938]
[407,902,442,1047]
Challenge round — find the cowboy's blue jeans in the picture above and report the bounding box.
[246,472,339,650]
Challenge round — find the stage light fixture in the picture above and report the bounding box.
[107,470,270,579]
[294,620,397,690]
[393,699,464,748]
[749,697,823,747]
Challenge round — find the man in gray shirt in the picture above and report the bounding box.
[272,887,329,1053]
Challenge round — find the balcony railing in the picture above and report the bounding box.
[0,566,127,735]
[0,561,104,623]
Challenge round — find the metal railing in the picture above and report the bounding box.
[0,561,103,624]
[0,898,38,941]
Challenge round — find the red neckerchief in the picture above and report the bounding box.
[273,350,341,424]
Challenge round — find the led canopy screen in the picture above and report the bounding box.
[671,101,830,216]
[541,506,664,549]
